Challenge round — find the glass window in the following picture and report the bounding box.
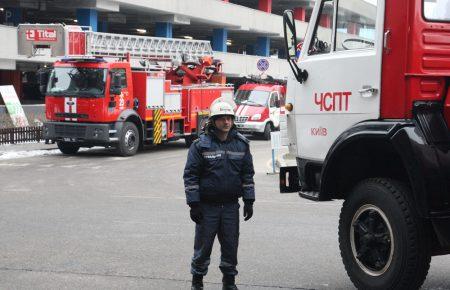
[279,92,286,106]
[269,92,279,107]
[309,0,334,55]
[234,90,270,107]
[110,68,127,89]
[47,67,107,96]
[424,0,450,22]
[336,0,377,51]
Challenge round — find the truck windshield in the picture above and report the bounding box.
[424,0,450,21]
[47,67,107,97]
[234,90,270,107]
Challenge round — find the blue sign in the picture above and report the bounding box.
[257,58,269,72]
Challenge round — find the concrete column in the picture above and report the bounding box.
[294,7,306,21]
[98,21,108,33]
[319,14,332,28]
[213,28,228,52]
[258,0,272,13]
[4,7,22,26]
[156,22,173,38]
[77,8,98,31]
[256,36,270,57]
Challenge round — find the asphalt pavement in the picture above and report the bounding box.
[0,140,449,290]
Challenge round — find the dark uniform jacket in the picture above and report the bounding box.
[183,126,255,205]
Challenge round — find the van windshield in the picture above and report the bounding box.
[47,67,107,97]
[424,0,450,21]
[234,90,269,107]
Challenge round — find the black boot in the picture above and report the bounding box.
[222,275,238,290]
[191,274,203,290]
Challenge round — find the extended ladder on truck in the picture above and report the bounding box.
[18,23,213,62]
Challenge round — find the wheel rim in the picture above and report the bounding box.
[350,204,394,276]
[124,129,136,151]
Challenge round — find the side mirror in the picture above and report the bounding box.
[283,10,298,61]
[37,68,50,95]
[283,10,308,84]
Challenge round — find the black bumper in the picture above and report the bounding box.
[43,122,116,144]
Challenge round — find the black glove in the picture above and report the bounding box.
[243,201,254,221]
[189,203,203,224]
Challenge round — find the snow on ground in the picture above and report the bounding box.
[0,147,92,161]
[0,149,62,160]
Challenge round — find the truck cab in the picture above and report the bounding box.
[280,0,450,289]
[234,83,285,139]
[45,60,133,124]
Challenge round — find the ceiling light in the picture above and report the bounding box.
[0,8,4,11]
[183,36,193,40]
[136,28,147,34]
[73,19,78,23]
[226,40,232,46]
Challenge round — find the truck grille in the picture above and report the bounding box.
[235,116,249,123]
[55,124,87,138]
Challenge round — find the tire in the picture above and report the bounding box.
[263,123,272,140]
[338,178,431,290]
[57,141,80,155]
[116,122,139,156]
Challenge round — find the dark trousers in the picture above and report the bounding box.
[191,202,240,277]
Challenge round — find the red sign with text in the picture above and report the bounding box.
[25,29,57,42]
[314,91,351,112]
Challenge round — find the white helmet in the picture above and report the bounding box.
[210,98,235,118]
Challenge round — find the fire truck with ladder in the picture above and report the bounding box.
[17,24,233,156]
[280,0,450,289]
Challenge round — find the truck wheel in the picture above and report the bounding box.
[338,178,431,290]
[117,122,139,156]
[263,123,272,140]
[57,141,80,155]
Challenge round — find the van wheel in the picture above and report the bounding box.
[263,123,272,140]
[117,122,139,156]
[57,141,80,155]
[339,178,431,290]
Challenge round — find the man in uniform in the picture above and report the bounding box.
[183,99,255,290]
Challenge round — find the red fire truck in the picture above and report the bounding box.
[280,0,450,289]
[234,77,286,140]
[17,24,233,156]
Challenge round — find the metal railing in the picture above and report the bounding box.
[0,126,43,145]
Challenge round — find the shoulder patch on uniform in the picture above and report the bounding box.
[236,132,250,144]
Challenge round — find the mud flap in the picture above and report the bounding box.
[279,166,300,193]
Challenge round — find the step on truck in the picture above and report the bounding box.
[17,24,233,156]
[280,0,450,289]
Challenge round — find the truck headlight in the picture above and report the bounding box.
[251,114,261,121]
